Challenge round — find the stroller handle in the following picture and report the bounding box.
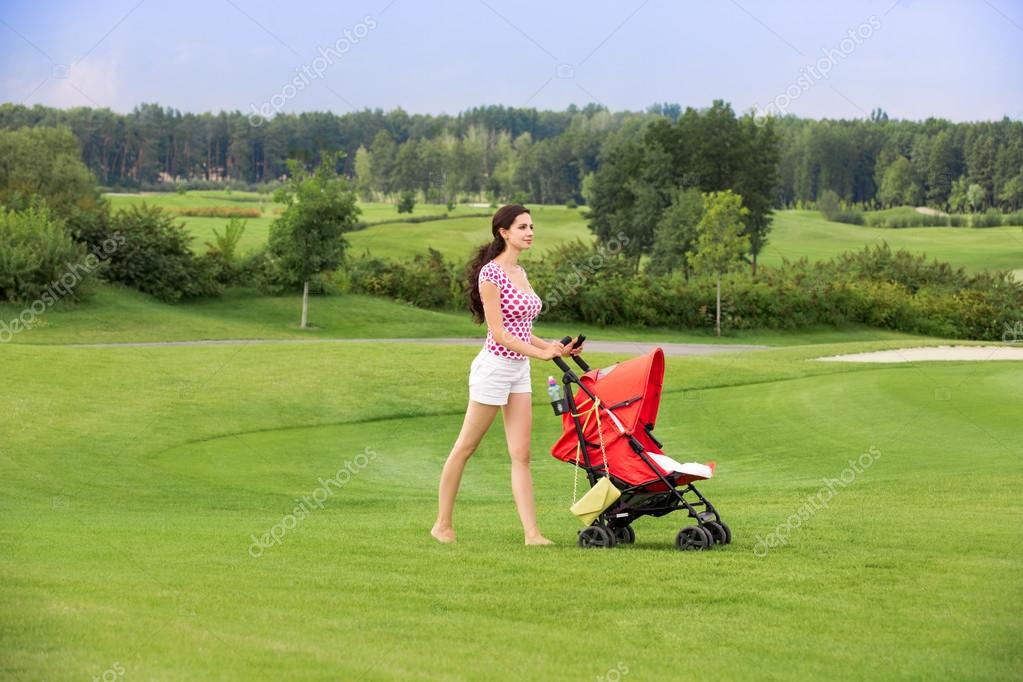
[553,334,590,373]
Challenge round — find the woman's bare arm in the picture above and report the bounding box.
[480,281,560,360]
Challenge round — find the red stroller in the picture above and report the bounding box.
[550,336,731,550]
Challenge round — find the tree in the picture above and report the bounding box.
[739,115,779,276]
[647,187,704,278]
[687,190,750,337]
[948,177,970,213]
[966,183,986,213]
[397,189,416,213]
[818,189,841,219]
[353,145,374,201]
[269,152,360,328]
[878,156,918,207]
[0,126,101,216]
[926,129,958,209]
[997,174,1023,212]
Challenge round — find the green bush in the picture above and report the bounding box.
[342,240,1022,341]
[347,247,455,309]
[0,205,101,304]
[971,208,1004,228]
[103,203,222,302]
[831,209,864,225]
[397,190,416,214]
[238,246,296,295]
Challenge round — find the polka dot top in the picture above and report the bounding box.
[478,260,543,360]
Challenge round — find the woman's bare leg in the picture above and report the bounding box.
[432,399,500,543]
[502,391,552,545]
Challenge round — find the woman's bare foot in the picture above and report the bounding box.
[431,524,456,544]
[524,533,554,546]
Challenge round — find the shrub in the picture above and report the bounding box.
[818,190,841,219]
[971,208,1004,228]
[347,247,455,309]
[397,190,416,214]
[104,203,222,301]
[339,241,1023,342]
[203,217,247,285]
[172,206,261,218]
[0,205,101,304]
[238,247,295,295]
[830,209,864,225]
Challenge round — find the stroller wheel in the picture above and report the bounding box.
[675,525,713,551]
[612,525,635,544]
[717,521,732,545]
[578,525,616,549]
[703,521,727,545]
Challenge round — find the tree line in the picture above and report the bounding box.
[1,101,1020,212]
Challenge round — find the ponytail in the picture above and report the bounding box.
[466,204,529,324]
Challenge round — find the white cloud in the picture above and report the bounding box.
[39,56,121,109]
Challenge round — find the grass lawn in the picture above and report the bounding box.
[1,328,1020,679]
[103,193,1023,278]
[104,192,497,259]
[0,283,926,347]
[759,211,1023,277]
[346,205,591,263]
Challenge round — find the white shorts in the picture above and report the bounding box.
[468,348,531,406]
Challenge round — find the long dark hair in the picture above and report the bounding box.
[466,204,530,324]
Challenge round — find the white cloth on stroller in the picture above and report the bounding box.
[647,452,713,479]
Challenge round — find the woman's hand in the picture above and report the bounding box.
[539,341,566,360]
[568,336,585,356]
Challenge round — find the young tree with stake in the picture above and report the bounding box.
[269,152,360,328]
[687,190,750,337]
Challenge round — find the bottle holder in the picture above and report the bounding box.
[550,398,568,416]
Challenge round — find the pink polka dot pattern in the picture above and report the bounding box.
[477,260,543,360]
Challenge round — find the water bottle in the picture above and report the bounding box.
[548,376,567,416]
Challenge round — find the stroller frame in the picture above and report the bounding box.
[552,336,731,550]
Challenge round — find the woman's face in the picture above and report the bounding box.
[502,212,534,250]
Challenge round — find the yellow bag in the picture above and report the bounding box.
[570,476,621,526]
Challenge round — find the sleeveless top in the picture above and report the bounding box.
[477,260,543,360]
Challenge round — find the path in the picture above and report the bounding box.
[55,337,769,356]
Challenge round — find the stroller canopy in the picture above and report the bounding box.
[551,348,669,486]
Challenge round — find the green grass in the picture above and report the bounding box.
[346,205,592,263]
[7,192,1008,678]
[760,210,1023,277]
[103,193,1023,277]
[0,282,926,347]
[104,192,497,259]
[1,332,1020,679]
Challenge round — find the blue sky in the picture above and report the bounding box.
[1,0,1021,121]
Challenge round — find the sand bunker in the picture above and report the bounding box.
[817,345,1023,363]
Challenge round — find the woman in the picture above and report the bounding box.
[431,204,583,545]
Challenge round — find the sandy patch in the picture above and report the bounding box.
[914,206,947,217]
[817,345,1023,363]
